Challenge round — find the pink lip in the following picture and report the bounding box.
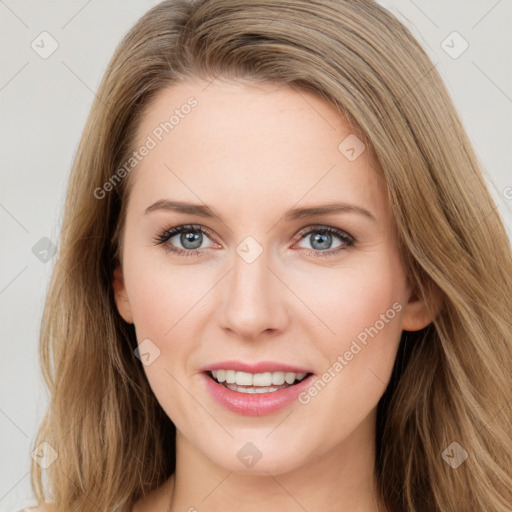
[202,370,315,416]
[200,360,312,374]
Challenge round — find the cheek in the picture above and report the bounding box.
[123,257,206,427]
[124,247,206,338]
[297,258,406,423]
[294,249,405,350]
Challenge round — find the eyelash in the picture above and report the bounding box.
[152,224,355,259]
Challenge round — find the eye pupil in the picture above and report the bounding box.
[311,232,332,250]
[182,230,202,249]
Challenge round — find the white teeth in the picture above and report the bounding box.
[225,370,236,384]
[211,370,309,387]
[272,372,285,385]
[253,372,272,386]
[235,371,254,386]
[285,372,295,384]
[225,383,281,394]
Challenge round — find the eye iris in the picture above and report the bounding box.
[181,230,202,249]
[311,232,332,250]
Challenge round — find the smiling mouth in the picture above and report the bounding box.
[206,370,312,394]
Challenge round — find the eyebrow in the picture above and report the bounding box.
[144,200,376,223]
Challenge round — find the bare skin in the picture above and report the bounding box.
[113,78,433,511]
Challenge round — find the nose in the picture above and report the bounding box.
[218,244,289,339]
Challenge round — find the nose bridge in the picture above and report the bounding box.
[232,242,269,299]
[219,235,287,337]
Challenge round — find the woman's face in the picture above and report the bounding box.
[113,78,430,475]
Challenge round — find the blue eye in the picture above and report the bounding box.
[153,224,214,257]
[152,224,355,258]
[295,226,354,257]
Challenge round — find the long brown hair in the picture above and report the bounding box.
[31,1,512,511]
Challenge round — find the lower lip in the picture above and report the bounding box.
[202,372,314,416]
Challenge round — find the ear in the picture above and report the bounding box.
[112,263,134,324]
[401,280,442,332]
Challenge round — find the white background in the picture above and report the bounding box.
[1,0,511,509]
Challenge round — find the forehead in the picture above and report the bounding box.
[127,78,387,220]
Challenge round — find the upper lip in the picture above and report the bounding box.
[201,360,313,374]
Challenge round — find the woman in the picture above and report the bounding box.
[28,1,512,511]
